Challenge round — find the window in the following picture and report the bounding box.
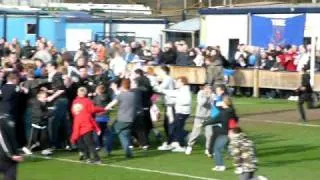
[26,24,36,35]
[303,37,311,45]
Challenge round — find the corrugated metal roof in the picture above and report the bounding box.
[200,4,320,15]
[164,18,200,33]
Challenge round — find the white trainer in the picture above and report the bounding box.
[185,146,192,155]
[170,142,180,149]
[22,147,33,155]
[172,146,186,153]
[205,149,212,158]
[41,149,53,156]
[257,176,268,180]
[212,166,226,172]
[157,142,173,151]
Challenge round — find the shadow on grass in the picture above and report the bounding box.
[257,144,320,158]
[246,133,287,146]
[261,157,320,167]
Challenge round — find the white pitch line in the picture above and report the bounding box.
[242,118,320,127]
[31,155,220,180]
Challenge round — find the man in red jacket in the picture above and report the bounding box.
[71,87,105,164]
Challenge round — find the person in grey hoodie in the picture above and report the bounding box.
[185,84,213,155]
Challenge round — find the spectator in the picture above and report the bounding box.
[296,45,310,72]
[161,76,192,152]
[105,79,137,158]
[109,50,127,77]
[202,96,238,172]
[234,44,248,63]
[71,87,104,164]
[159,42,176,65]
[205,55,224,88]
[124,45,138,63]
[228,127,267,180]
[96,42,107,62]
[176,41,193,66]
[33,42,52,64]
[193,48,205,66]
[21,40,35,59]
[282,46,297,72]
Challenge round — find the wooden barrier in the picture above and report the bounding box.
[228,69,254,87]
[127,64,206,84]
[127,64,320,93]
[259,70,301,90]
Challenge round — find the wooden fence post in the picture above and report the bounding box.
[253,68,260,97]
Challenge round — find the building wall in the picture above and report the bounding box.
[0,16,4,38]
[39,17,66,50]
[201,14,248,57]
[201,13,320,58]
[109,22,166,45]
[66,22,104,39]
[6,15,37,44]
[65,22,104,51]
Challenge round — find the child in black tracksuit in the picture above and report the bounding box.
[29,91,53,155]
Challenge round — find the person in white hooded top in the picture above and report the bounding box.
[158,76,192,152]
[154,66,176,150]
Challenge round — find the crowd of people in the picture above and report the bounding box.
[233,43,319,72]
[1,36,308,180]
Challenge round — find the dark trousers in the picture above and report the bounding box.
[0,161,17,180]
[77,131,100,161]
[174,113,189,146]
[132,112,148,147]
[164,106,175,143]
[29,126,49,150]
[133,130,148,147]
[49,98,68,148]
[298,93,313,121]
[94,122,112,153]
[143,109,153,141]
[96,122,107,147]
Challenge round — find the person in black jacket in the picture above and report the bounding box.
[0,114,24,180]
[297,67,314,122]
[133,69,153,148]
[28,91,53,156]
[0,72,29,152]
[202,96,238,172]
[159,43,177,65]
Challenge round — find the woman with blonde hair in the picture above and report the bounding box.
[202,96,238,172]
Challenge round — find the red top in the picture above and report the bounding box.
[70,96,105,144]
[282,52,297,72]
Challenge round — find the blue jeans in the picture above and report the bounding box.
[109,121,132,158]
[213,135,229,166]
[118,128,132,158]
